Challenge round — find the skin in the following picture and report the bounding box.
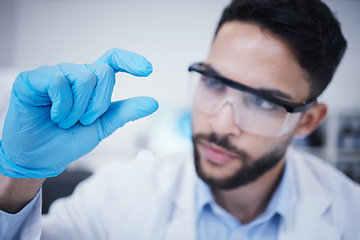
[192,21,327,223]
[0,175,45,214]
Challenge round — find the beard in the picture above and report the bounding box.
[192,132,292,190]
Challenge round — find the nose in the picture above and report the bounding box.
[209,100,242,136]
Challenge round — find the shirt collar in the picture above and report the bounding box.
[196,175,214,217]
[264,159,290,224]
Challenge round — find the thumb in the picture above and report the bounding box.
[98,97,159,140]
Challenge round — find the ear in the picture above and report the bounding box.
[294,103,327,138]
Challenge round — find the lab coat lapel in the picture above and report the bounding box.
[278,149,341,240]
[278,204,341,240]
[164,157,197,240]
[164,209,196,240]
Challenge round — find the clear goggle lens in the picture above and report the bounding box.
[189,71,302,137]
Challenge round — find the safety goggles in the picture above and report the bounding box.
[188,62,317,137]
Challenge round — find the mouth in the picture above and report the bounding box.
[198,140,237,165]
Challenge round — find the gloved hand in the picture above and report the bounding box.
[0,48,159,178]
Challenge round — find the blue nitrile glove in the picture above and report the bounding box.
[0,48,159,178]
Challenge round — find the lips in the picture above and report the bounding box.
[199,141,236,165]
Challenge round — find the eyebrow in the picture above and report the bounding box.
[201,63,221,75]
[202,63,294,101]
[257,88,293,101]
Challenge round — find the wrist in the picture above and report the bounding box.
[0,172,45,214]
[0,142,45,213]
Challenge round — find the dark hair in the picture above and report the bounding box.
[216,0,347,100]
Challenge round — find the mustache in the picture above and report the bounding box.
[192,132,250,163]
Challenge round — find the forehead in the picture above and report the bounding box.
[206,21,310,102]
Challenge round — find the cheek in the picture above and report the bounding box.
[231,133,292,162]
[235,137,270,159]
[249,133,294,158]
[191,108,210,133]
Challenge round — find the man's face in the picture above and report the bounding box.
[192,21,310,190]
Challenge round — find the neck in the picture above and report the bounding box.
[211,158,285,224]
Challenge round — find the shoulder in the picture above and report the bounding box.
[288,147,360,195]
[287,147,360,238]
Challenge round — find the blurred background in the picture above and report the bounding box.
[0,0,359,211]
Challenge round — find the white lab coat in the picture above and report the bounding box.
[3,148,360,240]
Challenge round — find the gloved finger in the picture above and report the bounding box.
[80,48,153,125]
[95,48,153,77]
[57,63,97,129]
[12,66,73,123]
[98,96,159,140]
[79,63,115,125]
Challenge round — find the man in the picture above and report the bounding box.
[0,0,359,239]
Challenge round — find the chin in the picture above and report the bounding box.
[200,156,242,179]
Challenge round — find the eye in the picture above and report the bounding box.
[200,75,225,92]
[246,94,280,111]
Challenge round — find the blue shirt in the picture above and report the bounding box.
[196,162,290,240]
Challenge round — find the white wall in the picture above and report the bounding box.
[3,0,358,109]
[320,0,360,112]
[0,0,359,170]
[12,0,230,103]
[0,0,16,66]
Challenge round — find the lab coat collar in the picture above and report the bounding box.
[279,148,341,240]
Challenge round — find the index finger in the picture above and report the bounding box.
[94,48,153,77]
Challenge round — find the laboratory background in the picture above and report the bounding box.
[0,0,359,212]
